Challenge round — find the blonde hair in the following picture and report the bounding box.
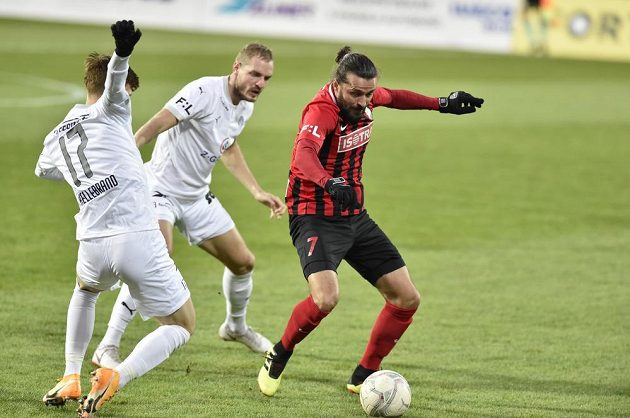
[235,43,273,65]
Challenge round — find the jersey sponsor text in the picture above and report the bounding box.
[300,124,321,138]
[175,97,193,115]
[338,122,372,152]
[53,114,90,136]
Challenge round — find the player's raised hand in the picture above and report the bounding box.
[111,20,142,57]
[325,177,357,211]
[439,91,484,115]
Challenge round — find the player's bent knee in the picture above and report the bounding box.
[171,316,195,335]
[160,299,196,335]
[312,294,339,313]
[318,301,338,313]
[76,278,100,294]
[243,252,255,273]
[404,289,421,309]
[180,311,196,335]
[180,320,195,335]
[398,288,420,309]
[408,289,421,309]
[387,289,421,310]
[228,252,255,275]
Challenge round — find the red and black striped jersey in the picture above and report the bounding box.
[286,83,439,216]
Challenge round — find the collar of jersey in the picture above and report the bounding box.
[327,83,338,107]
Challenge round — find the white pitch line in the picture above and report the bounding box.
[0,71,84,108]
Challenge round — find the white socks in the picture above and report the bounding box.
[115,324,190,388]
[62,286,190,390]
[100,268,253,350]
[222,267,253,334]
[100,284,136,348]
[64,285,99,376]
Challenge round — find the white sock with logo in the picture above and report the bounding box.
[222,267,253,334]
[100,284,136,348]
[64,285,99,376]
[115,324,190,388]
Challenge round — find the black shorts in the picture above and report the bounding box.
[289,211,405,285]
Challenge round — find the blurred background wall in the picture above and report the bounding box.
[1,0,629,62]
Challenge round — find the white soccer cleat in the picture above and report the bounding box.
[91,345,121,368]
[218,323,272,353]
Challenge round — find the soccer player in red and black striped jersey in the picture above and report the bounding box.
[258,46,484,396]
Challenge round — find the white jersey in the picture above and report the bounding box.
[146,76,254,199]
[35,54,158,240]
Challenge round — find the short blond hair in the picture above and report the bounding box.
[235,43,273,65]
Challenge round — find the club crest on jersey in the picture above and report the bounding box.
[220,137,234,153]
[338,122,372,152]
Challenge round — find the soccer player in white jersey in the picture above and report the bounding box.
[91,42,284,367]
[37,21,196,417]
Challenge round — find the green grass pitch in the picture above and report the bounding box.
[0,18,629,417]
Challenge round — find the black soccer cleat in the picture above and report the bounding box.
[257,342,293,396]
[347,364,378,394]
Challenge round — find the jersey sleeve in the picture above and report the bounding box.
[102,53,131,108]
[293,103,339,187]
[164,78,210,122]
[297,103,338,145]
[372,86,439,110]
[34,148,64,181]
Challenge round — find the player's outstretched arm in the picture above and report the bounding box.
[104,20,142,107]
[135,109,179,147]
[439,91,484,115]
[221,141,287,219]
[111,20,142,57]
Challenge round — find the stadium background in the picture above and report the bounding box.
[0,0,629,416]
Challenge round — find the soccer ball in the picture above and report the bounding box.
[359,370,411,417]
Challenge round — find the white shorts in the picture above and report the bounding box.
[76,229,191,319]
[151,191,235,245]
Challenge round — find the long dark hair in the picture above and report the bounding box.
[333,46,378,83]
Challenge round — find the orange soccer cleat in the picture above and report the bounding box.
[77,368,120,418]
[43,373,81,406]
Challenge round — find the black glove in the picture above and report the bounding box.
[325,177,357,211]
[439,91,484,115]
[111,20,142,57]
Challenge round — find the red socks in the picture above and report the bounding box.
[281,295,329,351]
[359,301,417,370]
[279,296,416,369]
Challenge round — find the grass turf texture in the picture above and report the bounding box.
[1,18,629,417]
